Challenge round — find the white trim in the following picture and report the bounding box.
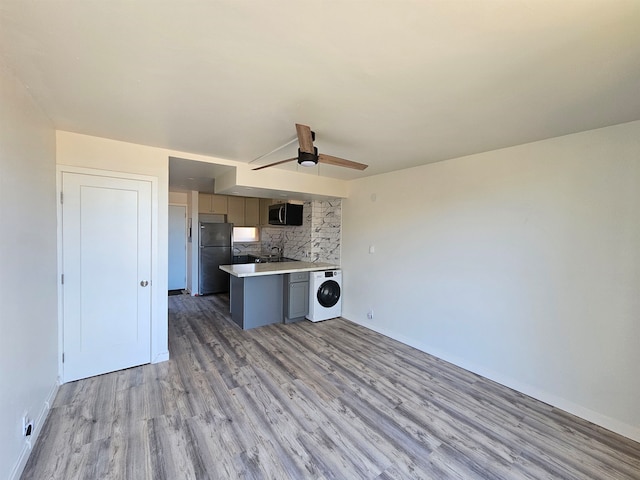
[56,165,163,384]
[190,191,200,296]
[347,316,640,444]
[56,169,64,379]
[149,172,163,365]
[9,382,58,480]
[153,351,170,364]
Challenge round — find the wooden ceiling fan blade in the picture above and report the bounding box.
[318,153,368,170]
[295,124,314,153]
[252,157,297,171]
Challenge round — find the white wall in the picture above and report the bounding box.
[0,63,59,479]
[342,120,640,441]
[56,132,170,364]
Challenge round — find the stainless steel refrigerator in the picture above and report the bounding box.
[199,222,233,295]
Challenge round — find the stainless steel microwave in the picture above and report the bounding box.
[268,203,303,226]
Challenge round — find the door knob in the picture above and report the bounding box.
[140,280,149,287]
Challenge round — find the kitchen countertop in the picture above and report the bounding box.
[220,261,339,278]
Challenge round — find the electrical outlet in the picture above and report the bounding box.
[22,415,33,437]
[367,309,374,320]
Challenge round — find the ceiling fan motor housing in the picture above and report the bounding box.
[298,147,318,167]
[253,124,367,171]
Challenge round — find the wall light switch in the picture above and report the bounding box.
[369,245,375,254]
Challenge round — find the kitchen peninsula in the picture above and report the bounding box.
[219,261,338,329]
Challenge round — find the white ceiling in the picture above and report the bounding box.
[2,1,640,186]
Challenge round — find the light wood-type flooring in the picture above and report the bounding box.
[22,294,640,479]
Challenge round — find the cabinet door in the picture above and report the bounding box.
[227,196,245,225]
[211,194,228,214]
[244,198,260,226]
[260,198,275,226]
[198,193,212,214]
[289,281,309,319]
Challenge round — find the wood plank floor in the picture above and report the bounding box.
[22,294,640,479]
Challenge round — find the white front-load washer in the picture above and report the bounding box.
[307,270,342,322]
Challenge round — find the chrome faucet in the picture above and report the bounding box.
[271,246,282,256]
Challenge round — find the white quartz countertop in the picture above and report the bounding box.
[219,261,339,278]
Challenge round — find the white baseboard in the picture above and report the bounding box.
[152,351,170,364]
[9,381,59,480]
[346,316,640,444]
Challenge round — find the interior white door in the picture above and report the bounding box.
[62,172,152,382]
[168,205,187,290]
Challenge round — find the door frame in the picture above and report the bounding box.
[56,165,163,381]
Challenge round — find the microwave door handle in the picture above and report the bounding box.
[279,206,284,224]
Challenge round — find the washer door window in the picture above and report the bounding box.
[317,280,341,308]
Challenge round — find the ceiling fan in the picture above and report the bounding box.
[252,124,368,171]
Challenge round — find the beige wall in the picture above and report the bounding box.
[233,164,349,198]
[342,120,640,441]
[169,190,189,204]
[0,62,58,479]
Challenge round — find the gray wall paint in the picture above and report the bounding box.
[342,120,640,441]
[0,62,59,478]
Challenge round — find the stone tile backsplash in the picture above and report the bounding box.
[310,199,341,264]
[232,199,341,265]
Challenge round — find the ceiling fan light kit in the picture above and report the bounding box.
[253,123,368,172]
[298,147,318,167]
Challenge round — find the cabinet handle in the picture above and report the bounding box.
[140,280,149,287]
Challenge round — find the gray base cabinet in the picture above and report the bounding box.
[284,272,309,323]
[230,275,283,329]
